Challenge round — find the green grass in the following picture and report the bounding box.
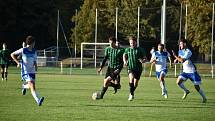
[0,67,215,121]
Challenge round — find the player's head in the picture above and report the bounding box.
[129,36,137,48]
[158,43,164,52]
[179,38,188,49]
[26,36,35,47]
[2,43,7,49]
[109,36,117,47]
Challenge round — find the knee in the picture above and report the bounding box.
[194,85,200,91]
[176,79,181,85]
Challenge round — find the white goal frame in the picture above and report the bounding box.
[81,42,110,69]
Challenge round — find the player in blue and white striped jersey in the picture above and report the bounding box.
[150,43,171,99]
[172,39,207,103]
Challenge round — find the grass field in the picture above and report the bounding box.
[0,67,215,121]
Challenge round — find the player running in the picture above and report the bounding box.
[97,36,124,99]
[123,36,147,101]
[150,43,171,99]
[0,43,10,81]
[11,36,45,106]
[172,39,207,103]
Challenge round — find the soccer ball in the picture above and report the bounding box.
[92,92,101,100]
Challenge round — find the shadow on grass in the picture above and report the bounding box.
[84,104,213,109]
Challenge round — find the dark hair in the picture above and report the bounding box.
[180,38,188,44]
[26,36,35,45]
[109,36,117,43]
[129,36,137,42]
[158,43,164,47]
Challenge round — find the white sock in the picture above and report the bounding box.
[31,91,39,103]
[23,84,29,89]
[179,83,188,92]
[198,89,206,99]
[160,81,166,92]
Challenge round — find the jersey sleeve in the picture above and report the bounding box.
[151,52,156,59]
[12,48,23,56]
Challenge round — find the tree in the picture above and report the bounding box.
[182,0,214,54]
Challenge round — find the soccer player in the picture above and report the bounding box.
[11,36,45,106]
[0,43,10,81]
[123,36,147,101]
[97,36,124,99]
[172,39,207,103]
[150,43,172,99]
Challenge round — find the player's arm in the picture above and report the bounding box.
[10,48,22,68]
[139,48,147,63]
[34,52,38,71]
[150,52,156,64]
[123,53,128,66]
[98,56,107,73]
[172,50,185,63]
[34,61,37,72]
[167,52,172,68]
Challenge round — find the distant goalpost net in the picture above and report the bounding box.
[81,42,110,69]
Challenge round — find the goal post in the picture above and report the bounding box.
[81,42,110,69]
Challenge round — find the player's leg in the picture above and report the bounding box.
[100,76,112,99]
[28,81,44,106]
[177,73,190,99]
[128,71,135,101]
[4,65,8,80]
[191,72,207,103]
[159,71,168,98]
[1,65,4,80]
[115,75,121,89]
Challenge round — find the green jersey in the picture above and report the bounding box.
[104,46,125,69]
[124,47,146,70]
[0,49,10,65]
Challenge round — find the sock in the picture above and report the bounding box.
[1,72,4,79]
[23,84,30,89]
[5,72,7,79]
[129,83,135,96]
[178,83,189,92]
[160,81,166,92]
[198,89,206,99]
[100,86,108,99]
[31,90,39,103]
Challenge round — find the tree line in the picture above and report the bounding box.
[0,0,214,61]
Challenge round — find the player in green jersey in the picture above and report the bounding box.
[97,36,125,99]
[123,36,147,101]
[0,43,10,81]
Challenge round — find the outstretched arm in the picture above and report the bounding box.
[172,50,184,63]
[97,56,107,73]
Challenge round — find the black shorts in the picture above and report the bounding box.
[1,64,9,69]
[127,69,142,80]
[105,67,121,80]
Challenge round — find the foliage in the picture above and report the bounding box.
[182,0,214,54]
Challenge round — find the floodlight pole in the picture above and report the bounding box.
[95,8,98,68]
[211,3,214,78]
[116,7,118,39]
[161,0,166,45]
[81,44,83,69]
[74,9,77,67]
[137,7,140,47]
[179,3,183,43]
[185,4,188,39]
[56,10,60,61]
